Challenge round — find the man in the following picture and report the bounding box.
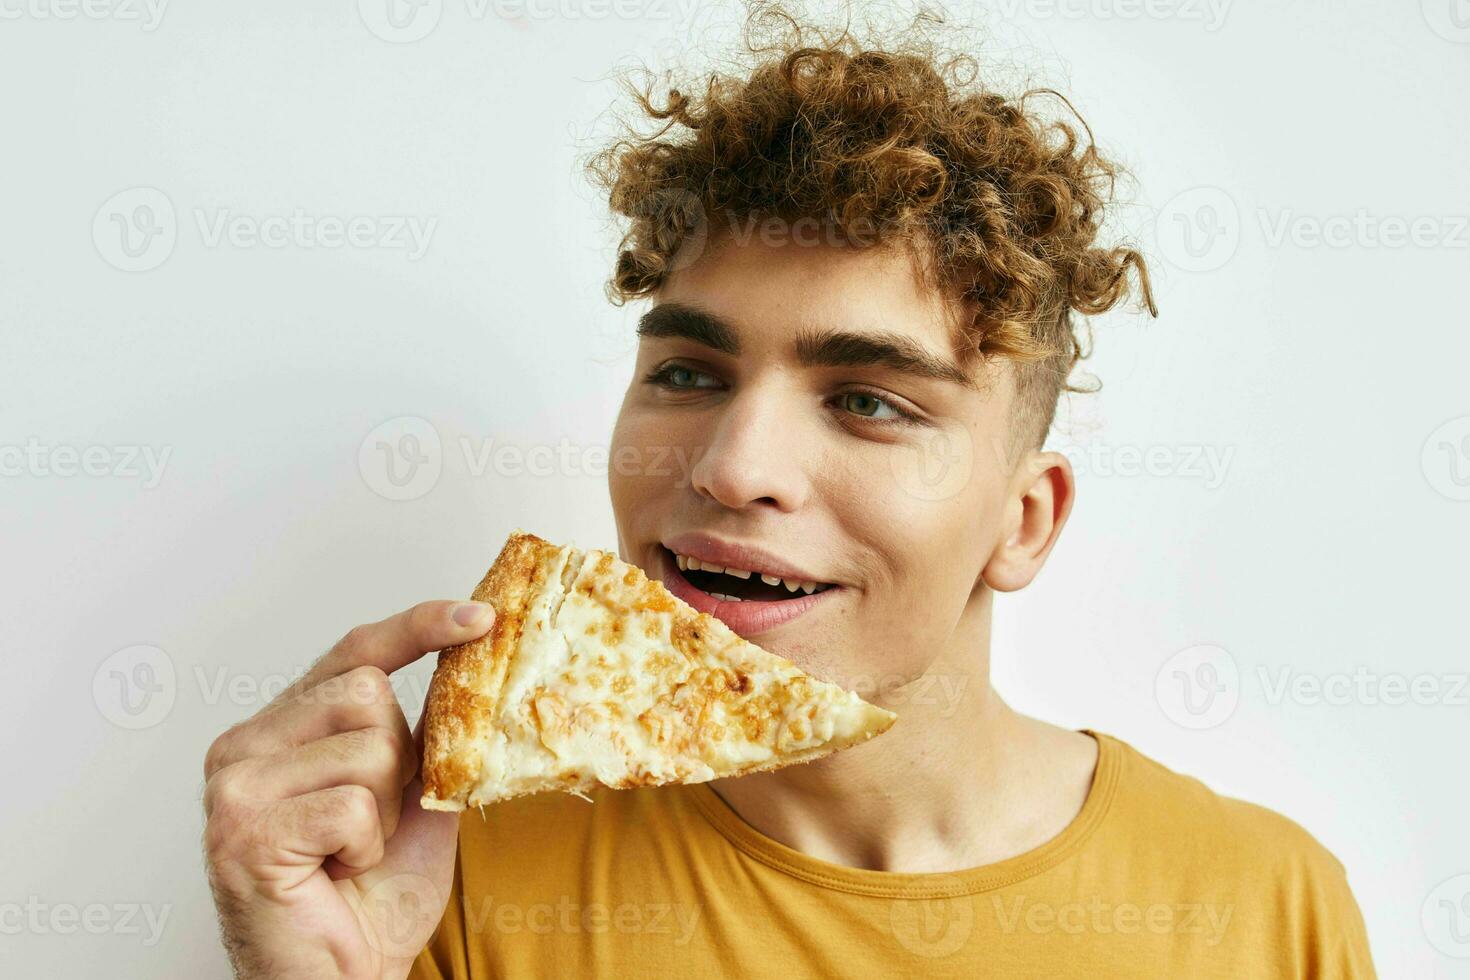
[201,6,1376,977]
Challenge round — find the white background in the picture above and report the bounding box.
[3,1,1467,976]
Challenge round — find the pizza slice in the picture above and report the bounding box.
[421,530,896,810]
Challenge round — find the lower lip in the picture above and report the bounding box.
[656,549,839,637]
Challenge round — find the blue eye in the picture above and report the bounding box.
[837,392,902,420]
[646,363,720,390]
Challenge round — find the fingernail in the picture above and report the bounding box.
[452,601,493,627]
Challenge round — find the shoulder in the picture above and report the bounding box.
[1096,732,1353,890]
[1075,734,1376,976]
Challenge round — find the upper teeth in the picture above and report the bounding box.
[675,553,823,595]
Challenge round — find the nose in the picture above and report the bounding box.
[687,387,810,513]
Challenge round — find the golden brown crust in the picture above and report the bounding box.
[420,531,559,809]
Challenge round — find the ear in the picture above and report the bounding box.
[981,451,1076,593]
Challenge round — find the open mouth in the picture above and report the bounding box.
[667,548,836,602]
[656,541,841,636]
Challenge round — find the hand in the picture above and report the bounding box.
[202,600,494,980]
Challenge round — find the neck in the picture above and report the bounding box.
[709,594,1099,873]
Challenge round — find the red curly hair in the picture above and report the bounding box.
[585,1,1157,448]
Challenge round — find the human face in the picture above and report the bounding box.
[607,231,1071,689]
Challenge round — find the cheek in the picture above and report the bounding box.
[607,408,653,521]
[819,441,1002,681]
[831,428,1001,586]
[607,401,699,524]
[881,423,1007,579]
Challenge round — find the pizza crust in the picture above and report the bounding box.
[421,532,553,809]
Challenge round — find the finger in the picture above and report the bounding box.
[360,711,460,888]
[411,703,428,751]
[206,665,413,777]
[206,726,412,839]
[332,707,459,892]
[287,600,495,700]
[267,785,385,878]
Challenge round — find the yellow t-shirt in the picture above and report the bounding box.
[410,731,1375,978]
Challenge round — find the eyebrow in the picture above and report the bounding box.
[636,301,974,387]
[636,303,741,355]
[793,328,975,387]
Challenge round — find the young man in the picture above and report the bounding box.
[201,7,1376,977]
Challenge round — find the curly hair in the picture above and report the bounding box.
[585,1,1157,449]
